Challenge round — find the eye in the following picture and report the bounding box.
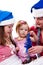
[25,29,28,31]
[20,28,23,30]
[8,26,11,28]
[8,24,13,28]
[37,18,43,20]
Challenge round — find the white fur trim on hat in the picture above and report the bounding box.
[0,18,15,26]
[32,8,43,17]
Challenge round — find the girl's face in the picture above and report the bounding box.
[18,24,29,38]
[35,17,43,29]
[4,24,14,38]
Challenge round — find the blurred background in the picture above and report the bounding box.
[0,0,39,38]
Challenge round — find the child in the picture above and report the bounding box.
[13,20,32,64]
[14,20,38,64]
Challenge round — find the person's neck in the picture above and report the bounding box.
[41,28,43,32]
[17,37,25,41]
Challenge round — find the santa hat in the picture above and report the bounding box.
[0,10,15,26]
[31,0,43,17]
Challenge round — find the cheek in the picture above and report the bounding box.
[6,29,9,32]
[25,31,28,35]
[40,21,43,26]
[4,30,8,35]
[4,28,10,34]
[41,23,43,26]
[18,30,22,33]
[19,31,22,35]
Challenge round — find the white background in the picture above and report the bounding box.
[0,0,39,38]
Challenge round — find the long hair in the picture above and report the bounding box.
[0,26,6,45]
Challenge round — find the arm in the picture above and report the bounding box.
[28,46,43,54]
[16,47,19,52]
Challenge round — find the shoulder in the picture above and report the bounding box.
[0,45,10,49]
[0,45,11,53]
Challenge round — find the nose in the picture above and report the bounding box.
[22,30,25,32]
[36,19,39,23]
[36,19,41,28]
[10,27,13,32]
[36,19,40,24]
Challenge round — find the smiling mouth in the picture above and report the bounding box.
[36,24,41,27]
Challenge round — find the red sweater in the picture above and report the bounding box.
[30,26,43,56]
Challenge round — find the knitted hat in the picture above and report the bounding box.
[31,0,43,17]
[0,10,14,26]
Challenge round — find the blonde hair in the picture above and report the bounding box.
[16,20,29,33]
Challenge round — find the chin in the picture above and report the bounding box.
[21,36,26,38]
[36,25,41,28]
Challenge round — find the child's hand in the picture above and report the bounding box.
[30,31,38,42]
[30,31,36,36]
[16,47,19,52]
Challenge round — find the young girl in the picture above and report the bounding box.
[0,10,23,65]
[14,20,38,64]
[0,10,16,62]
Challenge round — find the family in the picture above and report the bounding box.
[0,0,43,65]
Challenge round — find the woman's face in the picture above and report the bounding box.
[18,24,29,38]
[4,24,14,38]
[35,17,43,29]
